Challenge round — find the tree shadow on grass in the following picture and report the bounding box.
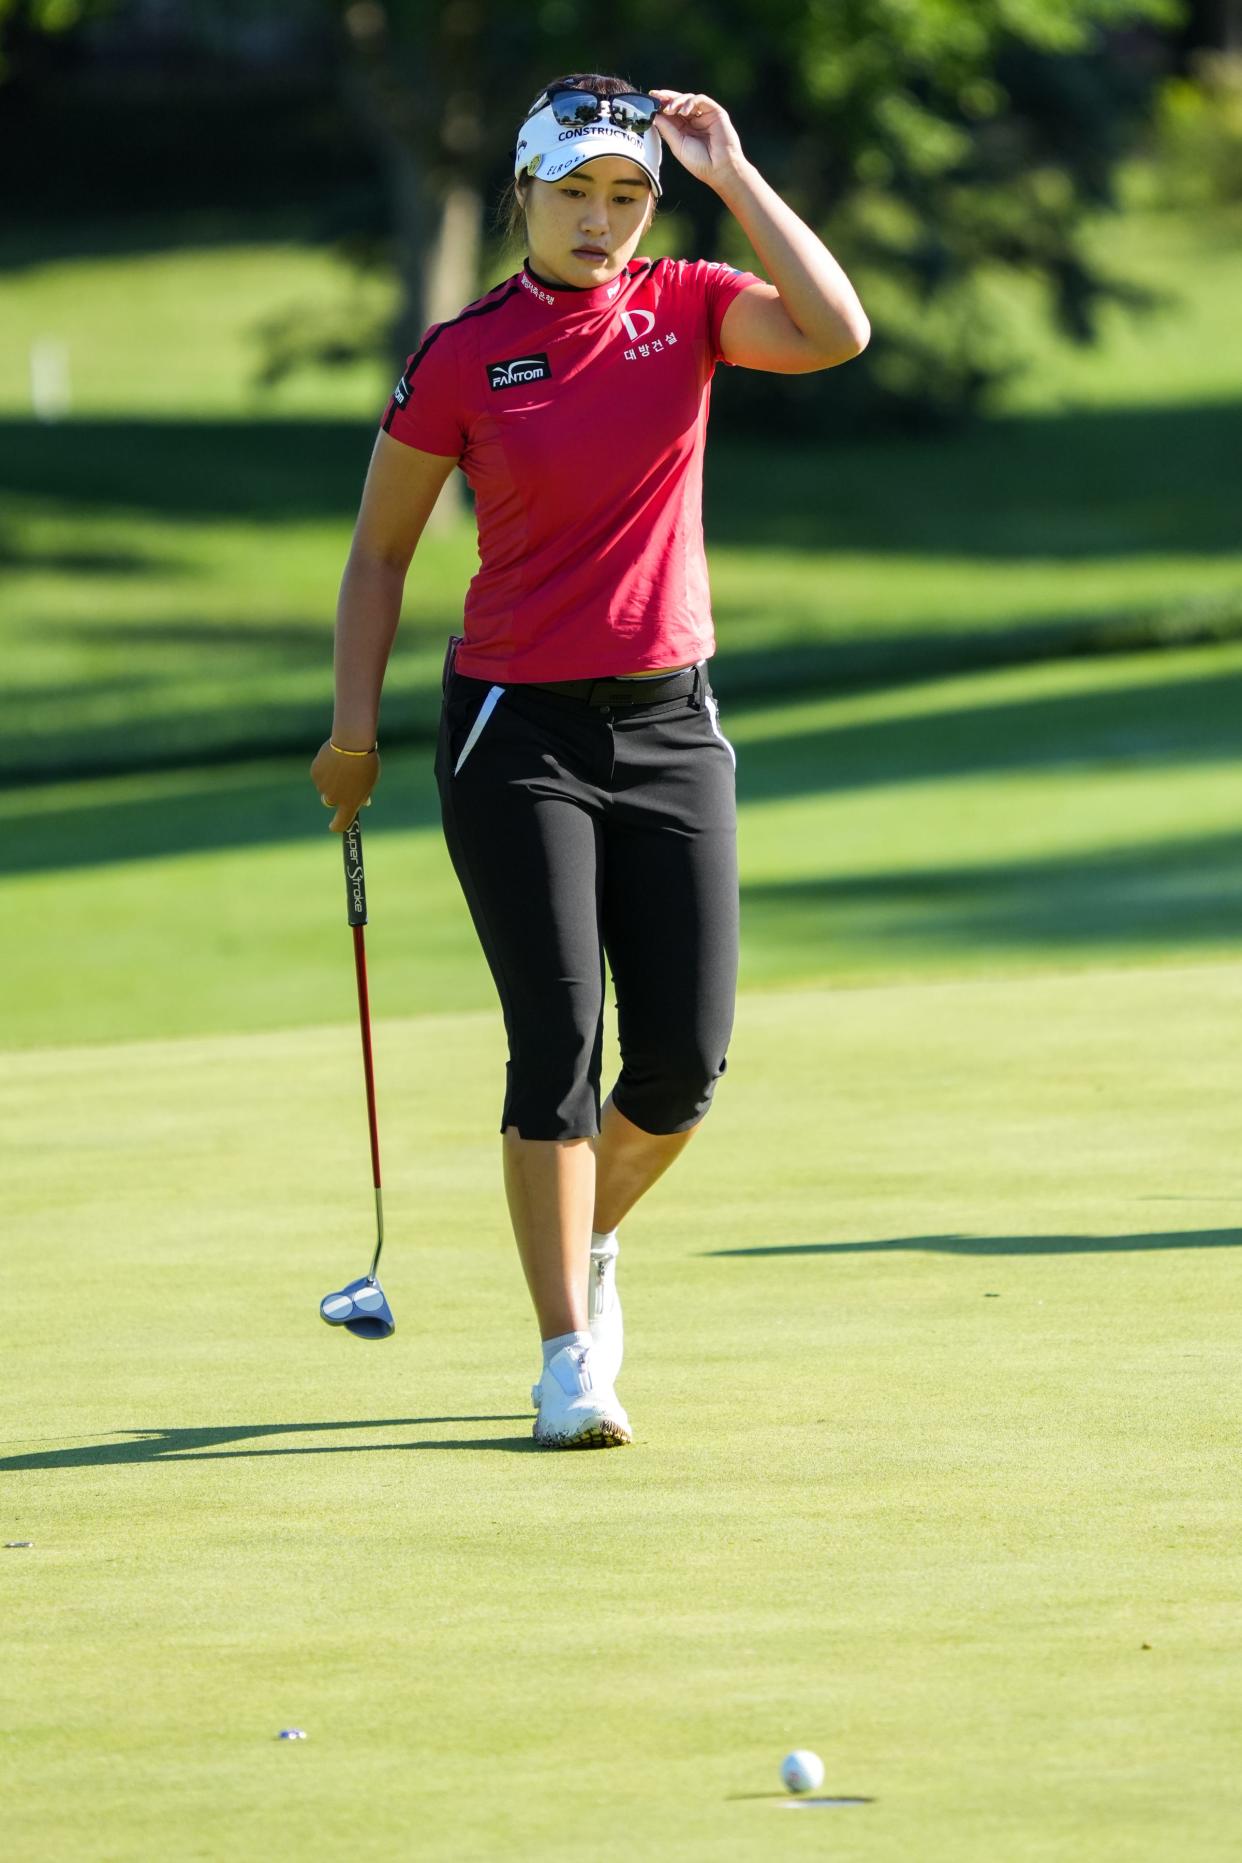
[12,604,1240,792]
[0,1416,538,1473]
[740,827,1242,961]
[707,1229,1242,1258]
[5,400,1241,785]
[705,404,1242,560]
[0,418,375,522]
[0,757,446,878]
[729,660,1242,804]
[4,403,1238,552]
[6,657,1242,880]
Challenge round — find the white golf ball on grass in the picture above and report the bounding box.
[780,1748,825,1795]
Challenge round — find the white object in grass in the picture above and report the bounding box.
[780,1749,825,1794]
[30,339,71,422]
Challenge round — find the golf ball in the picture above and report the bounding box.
[277,1729,307,1741]
[780,1749,825,1795]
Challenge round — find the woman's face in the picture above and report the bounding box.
[523,156,655,286]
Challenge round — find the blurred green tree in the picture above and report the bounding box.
[2,0,1190,435]
[317,0,1188,435]
[617,0,1186,428]
[0,0,116,80]
[1149,44,1242,201]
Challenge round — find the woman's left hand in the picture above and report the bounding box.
[649,90,747,192]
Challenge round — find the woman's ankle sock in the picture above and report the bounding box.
[541,1329,592,1370]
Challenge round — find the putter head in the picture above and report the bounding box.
[319,1274,395,1341]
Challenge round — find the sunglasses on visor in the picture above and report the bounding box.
[528,90,662,134]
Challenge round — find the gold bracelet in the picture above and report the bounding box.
[329,740,377,758]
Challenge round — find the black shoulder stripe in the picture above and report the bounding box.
[382,282,523,433]
[629,256,668,301]
[459,278,523,319]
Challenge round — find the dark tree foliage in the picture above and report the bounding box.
[2,0,1188,429]
[324,0,1188,429]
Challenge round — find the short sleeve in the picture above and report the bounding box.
[698,260,766,366]
[380,324,465,458]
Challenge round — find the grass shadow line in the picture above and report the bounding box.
[0,1415,536,1472]
[706,1228,1242,1258]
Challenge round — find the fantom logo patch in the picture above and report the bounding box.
[488,352,552,391]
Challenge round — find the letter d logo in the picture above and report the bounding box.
[620,309,656,341]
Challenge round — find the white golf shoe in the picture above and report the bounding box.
[531,1339,632,1450]
[530,1234,623,1409]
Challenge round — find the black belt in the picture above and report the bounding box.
[521,665,701,708]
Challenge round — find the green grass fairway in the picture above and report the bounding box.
[4,175,1240,1860]
[4,967,1240,1861]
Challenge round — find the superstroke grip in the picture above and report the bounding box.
[342,817,368,926]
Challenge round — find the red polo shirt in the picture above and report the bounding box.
[380,255,762,682]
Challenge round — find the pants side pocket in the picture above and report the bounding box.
[442,632,464,698]
[454,685,507,776]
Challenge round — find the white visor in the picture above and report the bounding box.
[513,100,663,200]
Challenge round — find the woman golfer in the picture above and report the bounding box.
[311,73,869,1448]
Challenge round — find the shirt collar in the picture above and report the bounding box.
[520,256,646,310]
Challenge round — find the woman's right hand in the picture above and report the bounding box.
[310,739,381,833]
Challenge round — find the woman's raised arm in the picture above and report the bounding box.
[651,88,870,372]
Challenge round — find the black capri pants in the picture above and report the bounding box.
[433,635,739,1141]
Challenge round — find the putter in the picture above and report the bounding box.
[319,815,395,1341]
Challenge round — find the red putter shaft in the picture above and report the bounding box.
[341,815,385,1281]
